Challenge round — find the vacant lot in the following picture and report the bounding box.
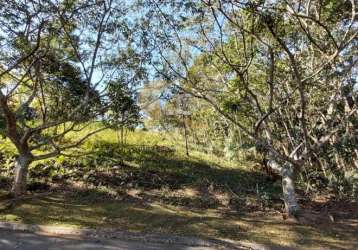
[0,131,357,249]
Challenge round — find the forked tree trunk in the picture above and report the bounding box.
[267,157,300,217]
[281,167,300,217]
[11,154,31,196]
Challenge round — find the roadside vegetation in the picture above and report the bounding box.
[0,0,357,249]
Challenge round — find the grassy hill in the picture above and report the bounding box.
[0,128,357,249]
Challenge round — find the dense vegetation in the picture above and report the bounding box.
[139,0,357,217]
[0,0,357,247]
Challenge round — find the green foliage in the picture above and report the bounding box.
[0,0,148,175]
[105,81,141,130]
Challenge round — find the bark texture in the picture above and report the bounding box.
[281,167,300,217]
[267,157,300,217]
[11,154,31,196]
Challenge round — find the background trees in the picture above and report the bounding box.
[106,81,141,144]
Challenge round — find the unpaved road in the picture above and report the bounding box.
[0,229,236,250]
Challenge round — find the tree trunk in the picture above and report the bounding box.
[182,115,189,156]
[11,154,31,196]
[121,126,124,145]
[281,167,300,217]
[267,156,300,217]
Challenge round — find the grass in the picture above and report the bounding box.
[0,128,357,249]
[0,191,356,249]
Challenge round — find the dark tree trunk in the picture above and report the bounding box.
[11,154,31,196]
[121,126,124,145]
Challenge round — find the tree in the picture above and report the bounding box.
[138,80,169,130]
[106,81,141,144]
[139,0,357,217]
[0,0,146,196]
